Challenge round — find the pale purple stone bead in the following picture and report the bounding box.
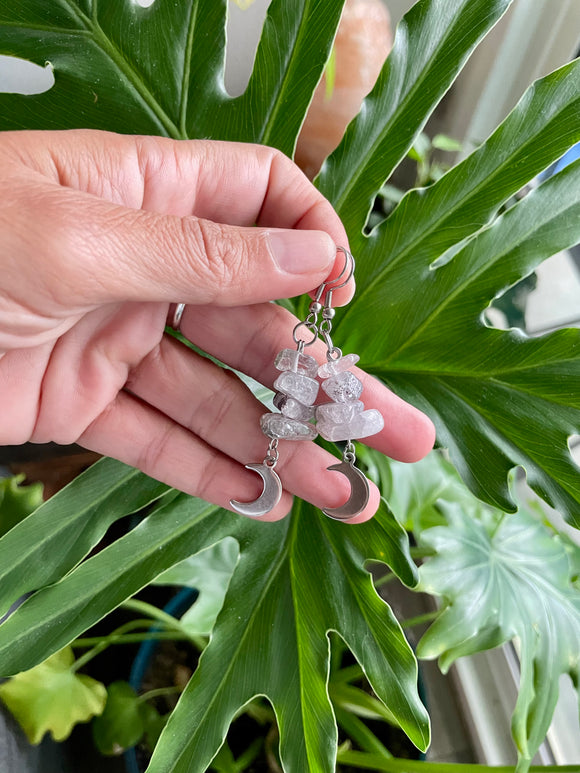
[316,409,384,442]
[317,353,360,378]
[274,372,319,406]
[260,413,317,441]
[316,400,363,424]
[274,348,318,378]
[321,371,363,403]
[274,393,315,422]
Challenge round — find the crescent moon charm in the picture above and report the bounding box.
[322,461,370,521]
[230,463,283,518]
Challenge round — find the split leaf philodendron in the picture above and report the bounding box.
[0,1,579,772]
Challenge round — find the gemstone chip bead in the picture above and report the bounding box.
[317,409,384,442]
[274,348,318,378]
[274,371,319,406]
[273,393,316,422]
[321,371,363,403]
[260,413,317,441]
[316,400,363,424]
[317,353,360,378]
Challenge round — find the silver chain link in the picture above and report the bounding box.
[263,438,279,468]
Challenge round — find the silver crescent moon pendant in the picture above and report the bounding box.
[322,461,370,521]
[230,463,283,517]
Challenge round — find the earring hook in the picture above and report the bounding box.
[314,246,355,307]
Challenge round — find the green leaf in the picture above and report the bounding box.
[154,538,238,635]
[330,681,398,725]
[334,706,393,758]
[334,57,580,524]
[146,500,427,773]
[0,456,170,616]
[379,451,470,534]
[0,494,426,772]
[408,133,431,164]
[0,0,344,154]
[417,503,580,771]
[0,494,222,673]
[92,680,145,755]
[431,134,462,153]
[2,1,579,770]
[141,702,168,754]
[316,0,513,237]
[0,474,43,538]
[0,646,106,744]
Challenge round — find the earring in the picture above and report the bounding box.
[230,247,384,520]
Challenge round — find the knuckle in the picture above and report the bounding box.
[182,218,249,302]
[188,368,239,437]
[192,449,222,503]
[136,423,177,477]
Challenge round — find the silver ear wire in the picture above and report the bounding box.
[313,246,355,309]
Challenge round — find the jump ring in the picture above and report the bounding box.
[292,320,318,347]
[168,303,186,331]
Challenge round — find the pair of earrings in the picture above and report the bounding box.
[230,247,384,520]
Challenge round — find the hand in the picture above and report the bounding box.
[0,129,434,521]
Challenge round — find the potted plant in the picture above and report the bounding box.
[0,1,578,772]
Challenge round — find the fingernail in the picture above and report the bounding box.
[268,230,335,275]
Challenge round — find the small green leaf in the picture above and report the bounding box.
[0,474,43,538]
[417,503,580,771]
[431,134,462,152]
[154,538,238,635]
[92,681,145,756]
[0,647,106,744]
[330,682,398,725]
[408,133,431,164]
[141,702,168,753]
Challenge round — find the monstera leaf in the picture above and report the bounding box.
[0,465,426,772]
[321,52,580,526]
[417,501,580,772]
[0,0,343,154]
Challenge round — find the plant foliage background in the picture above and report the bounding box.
[0,0,579,771]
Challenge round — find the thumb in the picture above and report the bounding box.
[45,189,338,307]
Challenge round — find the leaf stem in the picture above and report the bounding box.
[400,611,439,630]
[178,1,199,136]
[374,572,397,588]
[335,706,393,758]
[137,685,183,704]
[121,599,207,651]
[333,663,365,684]
[335,753,579,773]
[410,547,435,559]
[70,618,160,672]
[72,631,190,647]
